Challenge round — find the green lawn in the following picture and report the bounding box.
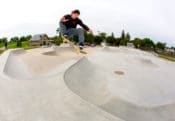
[0,50,4,54]
[0,43,5,54]
[0,41,38,54]
[158,53,175,62]
[8,41,39,50]
[0,43,4,48]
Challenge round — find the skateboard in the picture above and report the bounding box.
[62,36,87,54]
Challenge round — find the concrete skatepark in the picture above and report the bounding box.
[0,46,175,121]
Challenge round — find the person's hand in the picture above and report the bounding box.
[60,17,69,22]
[88,29,93,34]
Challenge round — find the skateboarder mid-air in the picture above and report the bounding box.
[60,9,93,49]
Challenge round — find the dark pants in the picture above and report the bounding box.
[60,22,85,45]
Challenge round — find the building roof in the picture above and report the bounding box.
[30,34,48,41]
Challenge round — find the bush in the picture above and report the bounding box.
[16,40,22,47]
[53,37,63,45]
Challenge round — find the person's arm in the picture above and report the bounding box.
[60,15,70,23]
[78,19,93,33]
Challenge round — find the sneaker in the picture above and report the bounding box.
[79,42,84,50]
[79,45,84,50]
[63,34,68,38]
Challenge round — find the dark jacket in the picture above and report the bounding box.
[61,14,90,31]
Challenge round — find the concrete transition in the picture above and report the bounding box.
[0,46,175,121]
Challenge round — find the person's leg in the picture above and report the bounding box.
[66,28,84,45]
[59,22,67,35]
[77,28,85,45]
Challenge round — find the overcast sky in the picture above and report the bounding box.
[0,0,174,46]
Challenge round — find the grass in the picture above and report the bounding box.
[0,43,4,48]
[8,41,39,50]
[158,53,175,62]
[0,41,39,54]
[0,50,4,54]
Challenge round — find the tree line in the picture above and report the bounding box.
[0,35,32,47]
[83,30,171,52]
[0,30,174,54]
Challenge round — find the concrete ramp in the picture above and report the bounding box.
[3,48,80,80]
[64,48,175,121]
[3,49,32,79]
[65,57,111,105]
[42,46,80,58]
[0,48,122,121]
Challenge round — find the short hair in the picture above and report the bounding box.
[72,9,80,15]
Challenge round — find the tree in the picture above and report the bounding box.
[106,33,116,45]
[20,36,28,42]
[106,36,115,45]
[111,32,115,39]
[119,30,128,46]
[1,37,7,43]
[121,30,125,40]
[120,39,127,46]
[16,40,22,47]
[10,37,19,43]
[86,33,94,44]
[26,35,32,41]
[98,32,106,40]
[115,38,121,46]
[91,32,106,45]
[50,36,63,45]
[132,38,155,50]
[126,32,131,42]
[94,35,102,45]
[84,31,94,44]
[133,38,142,48]
[141,38,155,50]
[4,41,8,50]
[156,42,166,50]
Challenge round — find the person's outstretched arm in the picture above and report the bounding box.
[78,19,93,34]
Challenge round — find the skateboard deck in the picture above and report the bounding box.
[62,36,87,54]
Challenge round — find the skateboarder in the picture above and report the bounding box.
[60,9,93,49]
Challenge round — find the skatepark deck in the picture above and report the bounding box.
[0,46,175,121]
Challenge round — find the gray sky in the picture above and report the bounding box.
[0,0,174,46]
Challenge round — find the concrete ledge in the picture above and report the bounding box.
[0,49,25,80]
